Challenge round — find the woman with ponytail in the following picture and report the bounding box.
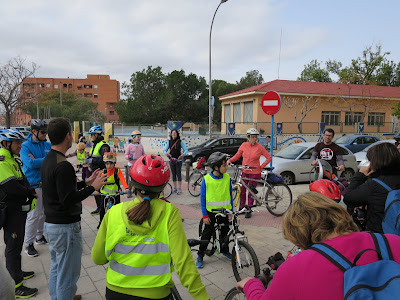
[91,154,209,300]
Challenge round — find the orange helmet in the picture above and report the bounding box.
[103,152,117,163]
[76,142,85,151]
[131,130,142,137]
[309,179,341,202]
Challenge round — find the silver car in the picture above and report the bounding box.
[261,142,358,185]
[355,139,396,169]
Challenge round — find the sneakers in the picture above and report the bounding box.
[177,188,182,195]
[15,285,38,298]
[35,236,48,245]
[173,188,178,194]
[222,252,232,260]
[90,208,100,215]
[195,255,204,268]
[25,244,38,257]
[23,271,35,280]
[245,211,252,219]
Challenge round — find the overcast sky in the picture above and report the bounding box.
[1,0,399,87]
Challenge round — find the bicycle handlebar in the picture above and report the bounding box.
[211,205,256,217]
[187,239,209,248]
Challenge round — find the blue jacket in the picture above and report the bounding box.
[20,134,52,185]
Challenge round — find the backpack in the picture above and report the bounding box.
[310,233,400,300]
[372,178,400,235]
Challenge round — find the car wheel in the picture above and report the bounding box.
[281,172,295,185]
[340,169,354,182]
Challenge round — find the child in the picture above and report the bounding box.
[97,152,128,228]
[124,130,145,198]
[66,142,92,181]
[196,151,233,268]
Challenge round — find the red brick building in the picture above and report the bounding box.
[15,74,120,125]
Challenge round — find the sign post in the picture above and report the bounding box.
[261,91,282,166]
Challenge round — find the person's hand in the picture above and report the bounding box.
[236,277,253,292]
[124,189,129,194]
[203,216,211,225]
[178,154,184,160]
[90,172,108,191]
[33,193,38,199]
[336,165,345,172]
[85,169,101,186]
[360,165,373,177]
[228,214,233,221]
[166,153,172,159]
[311,160,318,166]
[28,153,35,159]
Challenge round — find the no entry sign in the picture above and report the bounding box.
[261,91,281,115]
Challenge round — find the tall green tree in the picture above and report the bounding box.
[236,70,264,90]
[298,59,332,82]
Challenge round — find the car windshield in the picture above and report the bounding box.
[335,136,354,144]
[274,145,308,159]
[198,139,215,147]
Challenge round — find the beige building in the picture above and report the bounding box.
[219,80,400,135]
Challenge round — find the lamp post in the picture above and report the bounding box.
[59,81,62,105]
[209,0,228,140]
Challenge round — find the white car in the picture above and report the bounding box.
[260,142,358,185]
[355,139,396,169]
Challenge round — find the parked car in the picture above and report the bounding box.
[260,142,358,185]
[355,139,396,169]
[184,137,247,163]
[20,131,31,138]
[334,134,380,153]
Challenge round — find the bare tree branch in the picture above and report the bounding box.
[283,95,318,133]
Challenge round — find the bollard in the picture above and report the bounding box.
[185,159,191,182]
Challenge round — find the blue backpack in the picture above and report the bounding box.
[310,233,400,300]
[372,178,400,235]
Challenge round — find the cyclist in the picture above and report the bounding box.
[228,128,271,218]
[124,130,145,198]
[88,125,111,215]
[395,131,400,152]
[66,142,92,180]
[97,152,128,228]
[20,119,51,258]
[236,192,400,299]
[91,154,209,299]
[196,151,233,268]
[0,129,37,298]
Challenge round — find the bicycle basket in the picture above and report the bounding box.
[266,173,284,184]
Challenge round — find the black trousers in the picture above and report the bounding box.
[3,209,27,286]
[199,211,230,256]
[95,194,101,210]
[99,194,121,225]
[169,161,182,182]
[106,287,173,300]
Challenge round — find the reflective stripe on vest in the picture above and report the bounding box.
[105,201,172,288]
[90,140,106,157]
[205,173,231,212]
[100,169,119,195]
[77,151,86,164]
[0,148,24,185]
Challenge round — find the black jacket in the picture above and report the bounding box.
[89,136,110,171]
[344,167,400,233]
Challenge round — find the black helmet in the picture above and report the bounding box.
[394,131,400,141]
[207,152,228,168]
[31,119,47,131]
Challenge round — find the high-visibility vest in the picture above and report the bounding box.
[205,173,231,212]
[100,168,119,195]
[105,202,172,288]
[90,140,107,158]
[0,148,24,184]
[77,151,86,166]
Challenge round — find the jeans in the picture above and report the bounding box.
[44,222,82,300]
[24,188,45,245]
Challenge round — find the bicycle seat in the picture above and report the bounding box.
[263,166,274,171]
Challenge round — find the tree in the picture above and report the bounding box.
[283,96,319,133]
[393,101,400,118]
[236,70,264,90]
[298,60,332,82]
[0,57,37,127]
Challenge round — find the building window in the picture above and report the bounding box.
[109,111,115,115]
[368,112,385,126]
[94,85,98,90]
[233,103,241,123]
[224,104,231,123]
[345,112,363,125]
[244,101,253,123]
[68,84,72,89]
[321,111,340,125]
[77,85,82,90]
[84,85,92,89]
[54,84,58,89]
[46,84,50,88]
[84,93,92,98]
[39,83,45,88]
[94,94,98,99]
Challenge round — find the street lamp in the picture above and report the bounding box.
[59,81,62,105]
[209,0,228,140]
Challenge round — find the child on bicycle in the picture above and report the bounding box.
[196,151,233,268]
[97,152,128,228]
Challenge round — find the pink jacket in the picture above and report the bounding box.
[125,143,145,163]
[243,232,400,300]
[228,142,271,174]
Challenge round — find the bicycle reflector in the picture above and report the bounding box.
[103,152,117,163]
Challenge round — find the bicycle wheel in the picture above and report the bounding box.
[231,240,260,282]
[265,182,292,217]
[188,171,204,197]
[232,185,241,208]
[163,183,172,198]
[198,218,216,256]
[170,286,183,300]
[224,287,245,300]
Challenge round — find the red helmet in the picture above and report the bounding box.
[130,154,170,193]
[309,179,341,202]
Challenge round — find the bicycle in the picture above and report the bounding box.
[104,191,124,214]
[231,165,292,216]
[188,160,207,197]
[161,182,173,199]
[197,205,260,281]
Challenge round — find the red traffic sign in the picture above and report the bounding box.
[261,91,281,115]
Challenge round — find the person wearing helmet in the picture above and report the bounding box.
[394,131,400,152]
[0,129,38,298]
[20,119,52,258]
[309,179,341,203]
[228,128,272,218]
[66,142,92,181]
[96,152,128,228]
[88,125,111,215]
[196,152,233,268]
[124,130,145,198]
[92,154,209,299]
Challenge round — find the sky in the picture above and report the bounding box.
[1,0,399,88]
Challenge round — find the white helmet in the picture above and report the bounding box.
[246,128,259,136]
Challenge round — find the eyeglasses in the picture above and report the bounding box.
[39,130,47,135]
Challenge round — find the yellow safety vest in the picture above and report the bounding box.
[100,168,119,195]
[0,148,24,185]
[105,202,172,288]
[90,140,107,157]
[205,173,231,212]
[77,151,86,166]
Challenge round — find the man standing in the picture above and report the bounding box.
[311,128,345,175]
[0,129,37,298]
[87,125,110,215]
[41,118,107,300]
[21,119,51,257]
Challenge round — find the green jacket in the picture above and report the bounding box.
[92,197,209,300]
